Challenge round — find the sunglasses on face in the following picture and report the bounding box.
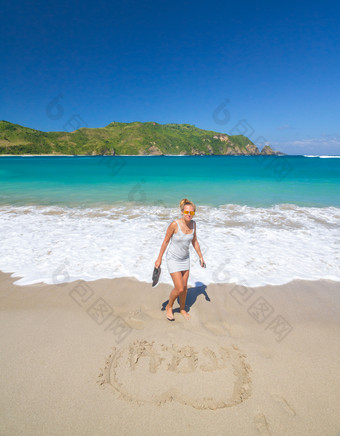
[183,210,195,216]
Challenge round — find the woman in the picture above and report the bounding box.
[155,198,206,321]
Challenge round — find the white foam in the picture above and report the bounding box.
[0,204,339,287]
[303,155,340,158]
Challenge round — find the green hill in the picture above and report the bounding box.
[0,120,283,156]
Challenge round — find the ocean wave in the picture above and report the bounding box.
[0,204,339,287]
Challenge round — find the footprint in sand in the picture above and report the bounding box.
[254,413,271,436]
[98,338,252,410]
[271,393,296,416]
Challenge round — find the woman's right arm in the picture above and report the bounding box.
[155,222,176,268]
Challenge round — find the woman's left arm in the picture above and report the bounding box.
[192,221,204,262]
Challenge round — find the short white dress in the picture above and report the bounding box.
[166,219,195,273]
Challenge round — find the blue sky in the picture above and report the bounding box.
[1,0,340,155]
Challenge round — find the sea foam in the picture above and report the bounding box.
[0,203,339,287]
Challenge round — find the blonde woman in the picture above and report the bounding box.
[155,198,206,321]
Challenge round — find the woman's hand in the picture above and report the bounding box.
[200,257,206,268]
[155,258,162,269]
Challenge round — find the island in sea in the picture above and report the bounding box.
[0,120,284,156]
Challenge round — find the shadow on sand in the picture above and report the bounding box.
[161,281,211,314]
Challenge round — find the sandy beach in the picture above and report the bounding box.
[0,271,339,435]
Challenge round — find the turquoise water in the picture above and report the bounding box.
[0,155,339,208]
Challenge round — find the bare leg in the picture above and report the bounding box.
[179,270,190,320]
[166,271,185,320]
[166,289,178,320]
[179,286,187,310]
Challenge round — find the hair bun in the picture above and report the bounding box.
[179,198,196,212]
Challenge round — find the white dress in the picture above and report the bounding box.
[166,220,195,273]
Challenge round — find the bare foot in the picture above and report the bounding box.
[166,304,174,321]
[180,309,191,320]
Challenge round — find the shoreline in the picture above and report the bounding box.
[1,270,339,435]
[2,268,340,289]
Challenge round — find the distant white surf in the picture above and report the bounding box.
[304,155,340,158]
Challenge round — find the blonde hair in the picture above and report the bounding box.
[179,198,196,212]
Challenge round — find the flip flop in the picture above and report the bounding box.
[167,315,175,321]
[152,266,161,288]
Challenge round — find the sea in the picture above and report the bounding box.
[0,155,339,287]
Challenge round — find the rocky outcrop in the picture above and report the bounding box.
[260,145,277,155]
[147,145,163,155]
[219,143,260,155]
[207,145,214,155]
[191,149,201,155]
[213,134,229,142]
[245,143,260,154]
[101,147,116,155]
[225,146,236,155]
[196,141,280,156]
